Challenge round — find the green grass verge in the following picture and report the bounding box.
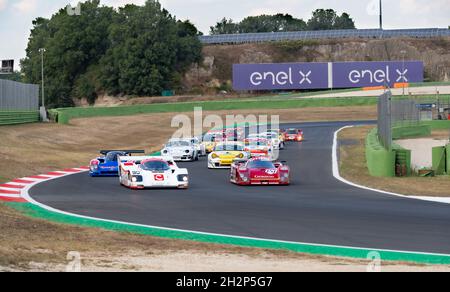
[52,97,378,124]
[6,202,450,265]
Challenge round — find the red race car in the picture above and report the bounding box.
[230,157,290,186]
[284,128,304,142]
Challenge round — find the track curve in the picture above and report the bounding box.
[29,121,450,254]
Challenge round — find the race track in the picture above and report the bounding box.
[29,121,450,254]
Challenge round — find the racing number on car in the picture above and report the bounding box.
[154,174,165,181]
[265,169,278,175]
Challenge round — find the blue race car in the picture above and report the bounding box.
[89,150,145,177]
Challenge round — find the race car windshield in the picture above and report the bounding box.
[245,141,266,146]
[167,141,191,147]
[203,134,215,142]
[141,160,170,172]
[215,144,244,151]
[247,160,275,169]
[105,152,125,162]
[287,129,298,134]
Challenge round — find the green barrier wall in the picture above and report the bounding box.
[432,146,447,175]
[392,144,412,176]
[365,128,396,177]
[0,111,40,125]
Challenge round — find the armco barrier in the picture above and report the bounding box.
[0,111,40,125]
[365,128,396,177]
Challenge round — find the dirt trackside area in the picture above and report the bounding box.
[2,105,449,271]
[1,203,448,272]
[339,126,450,197]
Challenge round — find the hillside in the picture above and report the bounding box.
[183,37,450,94]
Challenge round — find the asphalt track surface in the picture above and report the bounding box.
[30,121,450,254]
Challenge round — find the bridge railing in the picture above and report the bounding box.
[199,28,450,44]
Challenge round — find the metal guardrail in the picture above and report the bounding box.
[0,79,39,111]
[0,111,40,125]
[199,28,450,44]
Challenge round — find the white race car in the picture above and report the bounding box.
[161,138,199,161]
[260,132,284,150]
[118,156,189,189]
[191,137,207,156]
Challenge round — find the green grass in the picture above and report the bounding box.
[410,81,450,87]
[50,88,450,124]
[53,96,379,124]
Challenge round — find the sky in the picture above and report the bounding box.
[1,0,449,69]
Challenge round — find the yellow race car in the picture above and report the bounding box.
[208,142,250,169]
[201,133,219,153]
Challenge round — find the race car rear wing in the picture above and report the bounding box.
[100,150,145,155]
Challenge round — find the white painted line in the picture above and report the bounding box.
[20,168,450,258]
[3,182,26,187]
[332,126,450,205]
[0,186,23,192]
[0,193,22,198]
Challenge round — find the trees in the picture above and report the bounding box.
[21,0,202,107]
[0,71,23,82]
[307,9,355,30]
[21,0,115,107]
[99,1,202,96]
[210,14,306,35]
[210,9,355,35]
[238,14,306,33]
[333,13,356,30]
[306,9,337,30]
[210,18,239,35]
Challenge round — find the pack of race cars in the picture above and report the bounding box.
[88,127,303,190]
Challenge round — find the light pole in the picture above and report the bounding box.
[379,0,383,30]
[400,50,407,96]
[38,48,48,121]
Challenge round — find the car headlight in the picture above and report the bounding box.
[212,153,219,159]
[162,149,169,154]
[236,153,244,159]
[185,150,191,154]
[131,177,137,182]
